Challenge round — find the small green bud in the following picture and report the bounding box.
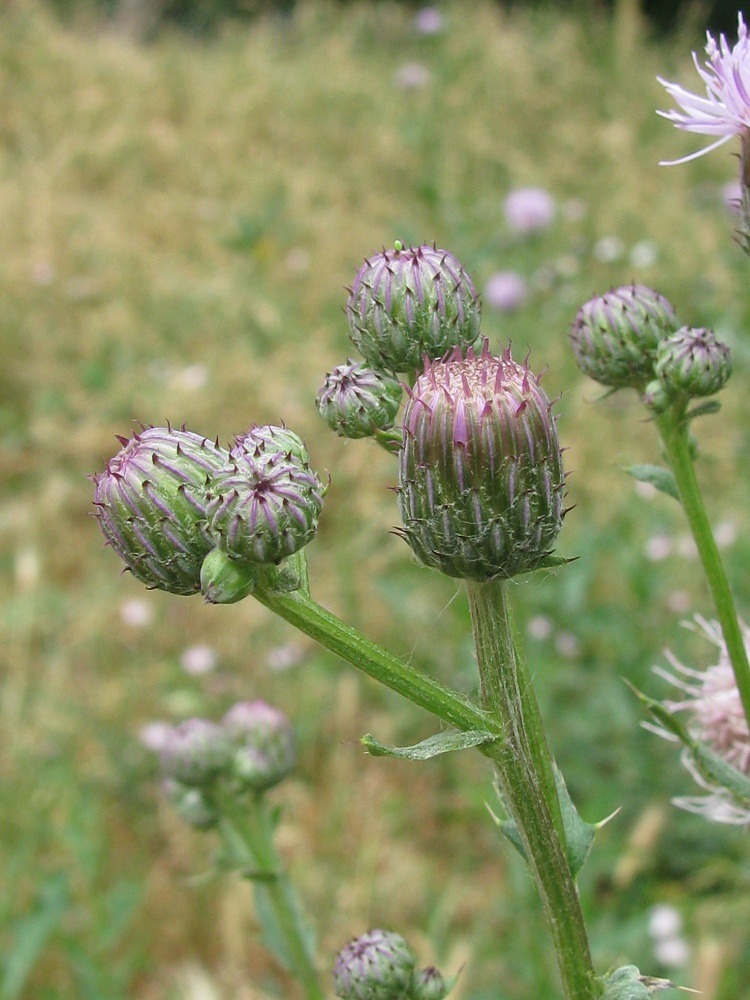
[346,243,481,373]
[570,285,680,389]
[655,325,732,397]
[398,341,566,581]
[333,929,416,1000]
[411,966,452,1000]
[641,378,673,414]
[222,700,296,792]
[206,430,325,565]
[317,360,403,439]
[159,719,232,787]
[200,548,259,604]
[163,779,219,830]
[92,426,230,595]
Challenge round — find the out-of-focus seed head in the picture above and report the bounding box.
[222,700,296,792]
[317,360,403,439]
[398,341,566,581]
[206,430,325,565]
[200,547,259,605]
[655,326,732,397]
[159,718,231,787]
[333,929,416,1000]
[91,426,230,595]
[346,243,481,373]
[570,285,680,389]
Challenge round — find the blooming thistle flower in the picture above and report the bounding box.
[316,360,403,439]
[503,187,555,234]
[483,271,529,312]
[654,615,750,824]
[658,14,750,167]
[397,341,566,581]
[91,426,230,596]
[346,243,481,374]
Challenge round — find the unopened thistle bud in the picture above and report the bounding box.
[398,341,565,581]
[655,326,732,397]
[92,427,230,595]
[232,424,310,465]
[346,243,481,373]
[333,929,416,1000]
[163,779,219,830]
[206,430,325,566]
[200,548,259,605]
[317,360,403,438]
[222,700,296,792]
[159,718,231,787]
[570,285,680,389]
[412,966,452,1000]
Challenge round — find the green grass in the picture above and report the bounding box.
[3,2,750,997]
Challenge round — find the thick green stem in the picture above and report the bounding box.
[466,578,601,1000]
[253,586,501,738]
[215,792,324,1000]
[656,409,750,729]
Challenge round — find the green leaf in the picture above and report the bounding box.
[687,399,721,422]
[491,766,597,878]
[362,729,496,760]
[625,464,680,502]
[631,683,750,806]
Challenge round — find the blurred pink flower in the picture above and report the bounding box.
[413,6,443,35]
[483,271,528,312]
[503,187,555,234]
[395,62,430,90]
[180,644,218,675]
[655,615,750,824]
[658,13,750,164]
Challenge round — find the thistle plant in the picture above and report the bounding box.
[88,18,750,987]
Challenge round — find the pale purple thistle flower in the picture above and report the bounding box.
[655,615,750,824]
[503,187,555,234]
[658,13,750,164]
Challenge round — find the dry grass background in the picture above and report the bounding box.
[3,2,750,997]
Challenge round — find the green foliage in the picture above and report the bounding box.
[4,1,750,997]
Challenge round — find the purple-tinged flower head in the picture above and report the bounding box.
[232,424,309,465]
[222,699,296,792]
[412,966,452,1000]
[397,341,566,581]
[658,14,750,168]
[483,270,528,312]
[655,615,750,825]
[413,6,443,35]
[205,426,325,566]
[346,243,481,374]
[503,187,555,234]
[570,285,680,390]
[91,426,230,595]
[159,718,231,787]
[317,360,403,439]
[162,779,219,830]
[655,326,732,398]
[333,929,416,1000]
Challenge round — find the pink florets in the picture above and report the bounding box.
[658,13,750,164]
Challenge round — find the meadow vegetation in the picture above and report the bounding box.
[3,2,750,997]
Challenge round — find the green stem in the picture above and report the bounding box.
[253,586,501,738]
[656,409,750,729]
[466,578,601,1000]
[215,791,325,1000]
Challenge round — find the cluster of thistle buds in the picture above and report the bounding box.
[156,700,296,829]
[92,423,325,601]
[569,284,732,410]
[333,929,455,1000]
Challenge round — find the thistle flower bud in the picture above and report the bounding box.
[222,700,296,792]
[346,243,481,373]
[163,779,219,830]
[92,427,230,595]
[333,929,416,1000]
[317,360,403,438]
[232,424,310,465]
[655,326,732,397]
[412,966,451,1000]
[159,718,231,787]
[570,285,680,389]
[206,431,325,565]
[200,548,259,605]
[398,341,565,581]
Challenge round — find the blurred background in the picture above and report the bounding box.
[3,0,750,997]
